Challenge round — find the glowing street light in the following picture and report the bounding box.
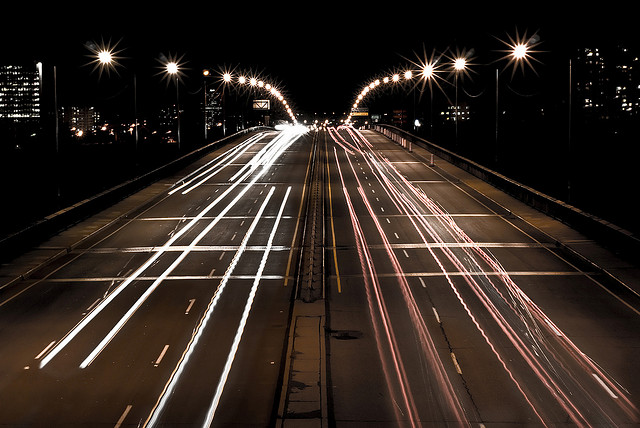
[86,38,123,78]
[86,39,141,150]
[162,56,184,149]
[453,57,467,71]
[494,30,542,164]
[217,70,298,125]
[451,55,469,144]
[97,50,113,66]
[497,29,541,77]
[166,61,179,75]
[422,63,434,79]
[513,43,528,61]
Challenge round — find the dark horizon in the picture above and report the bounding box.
[2,6,637,116]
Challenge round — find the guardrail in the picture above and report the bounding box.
[0,127,271,262]
[374,124,640,261]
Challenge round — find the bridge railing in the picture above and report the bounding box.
[373,123,640,263]
[0,126,271,263]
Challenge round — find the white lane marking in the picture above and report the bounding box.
[35,341,56,360]
[185,299,196,315]
[394,232,399,239]
[432,307,441,324]
[154,345,170,367]
[114,404,132,428]
[403,249,409,258]
[451,352,462,374]
[592,373,618,399]
[418,277,427,288]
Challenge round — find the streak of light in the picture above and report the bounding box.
[40,127,305,369]
[168,132,265,195]
[347,150,470,424]
[339,126,639,425]
[143,186,276,427]
[202,186,291,427]
[78,172,270,368]
[333,146,420,428]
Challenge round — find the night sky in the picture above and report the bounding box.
[2,3,636,117]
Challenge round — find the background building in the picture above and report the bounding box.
[575,45,640,121]
[0,63,41,148]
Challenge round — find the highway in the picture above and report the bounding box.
[323,127,640,426]
[0,125,639,427]
[0,126,313,427]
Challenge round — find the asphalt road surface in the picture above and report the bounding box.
[323,127,640,427]
[1,125,639,427]
[0,126,313,427]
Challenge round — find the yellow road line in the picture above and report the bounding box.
[326,133,342,293]
[283,134,315,286]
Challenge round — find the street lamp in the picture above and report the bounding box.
[422,62,436,137]
[86,39,139,151]
[494,31,541,164]
[165,60,181,149]
[452,56,467,144]
[97,50,113,66]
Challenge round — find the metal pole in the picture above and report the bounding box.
[134,73,139,152]
[53,65,61,200]
[175,75,181,150]
[54,65,59,155]
[495,68,499,164]
[203,77,208,141]
[567,58,572,203]
[455,73,458,145]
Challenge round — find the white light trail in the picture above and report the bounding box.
[336,126,639,425]
[79,169,267,369]
[168,132,265,195]
[202,186,291,427]
[40,127,305,369]
[143,186,275,427]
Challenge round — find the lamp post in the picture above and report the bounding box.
[422,62,435,137]
[495,34,539,165]
[203,69,211,141]
[88,42,139,151]
[165,61,181,150]
[453,57,467,145]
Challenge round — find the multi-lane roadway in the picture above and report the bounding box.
[0,126,312,427]
[324,127,640,426]
[0,125,638,427]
